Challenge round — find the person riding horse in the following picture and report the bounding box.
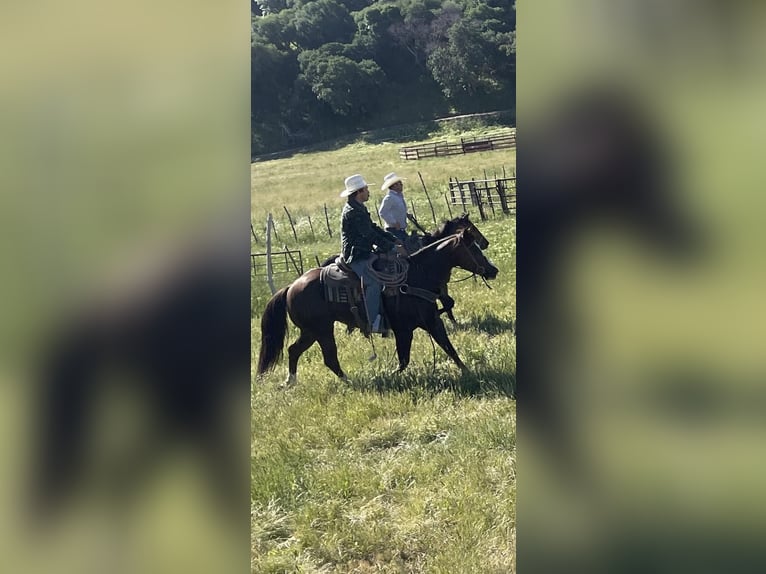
[378,172,409,243]
[340,174,407,335]
[321,212,489,326]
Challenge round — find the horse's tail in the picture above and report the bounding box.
[257,286,290,375]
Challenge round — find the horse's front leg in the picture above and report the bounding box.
[393,327,414,372]
[426,314,469,374]
[438,293,457,325]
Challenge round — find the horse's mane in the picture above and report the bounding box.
[424,215,469,245]
[408,232,460,260]
[431,219,454,238]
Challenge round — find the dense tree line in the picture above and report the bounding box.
[252,0,515,155]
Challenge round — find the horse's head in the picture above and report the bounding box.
[438,213,490,250]
[447,231,499,280]
[459,213,490,250]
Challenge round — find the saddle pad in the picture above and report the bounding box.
[320,264,360,304]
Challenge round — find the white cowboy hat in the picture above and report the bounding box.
[340,174,368,197]
[381,172,406,191]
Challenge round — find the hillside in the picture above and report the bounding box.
[252,0,516,154]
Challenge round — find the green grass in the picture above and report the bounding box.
[252,127,515,573]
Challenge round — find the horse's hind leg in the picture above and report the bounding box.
[316,331,347,380]
[426,315,469,374]
[286,330,316,386]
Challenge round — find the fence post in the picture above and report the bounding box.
[250,223,258,244]
[265,213,276,295]
[307,214,315,240]
[283,244,302,276]
[324,203,332,238]
[417,171,437,226]
[283,206,298,242]
[497,179,510,215]
[443,192,453,219]
[470,180,487,221]
[486,180,496,218]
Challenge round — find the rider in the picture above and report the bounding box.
[378,172,409,243]
[340,174,407,334]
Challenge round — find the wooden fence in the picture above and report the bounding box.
[399,130,516,160]
[448,176,516,220]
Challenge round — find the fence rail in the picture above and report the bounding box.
[399,130,516,160]
[251,248,303,277]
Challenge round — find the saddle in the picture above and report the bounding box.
[319,255,394,335]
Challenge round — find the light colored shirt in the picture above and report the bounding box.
[378,191,407,230]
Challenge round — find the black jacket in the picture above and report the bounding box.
[341,198,398,264]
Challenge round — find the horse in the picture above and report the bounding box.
[318,212,489,324]
[257,231,499,385]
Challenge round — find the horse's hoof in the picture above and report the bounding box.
[280,374,297,389]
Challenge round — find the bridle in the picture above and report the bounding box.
[431,232,490,279]
[462,221,489,251]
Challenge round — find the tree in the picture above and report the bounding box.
[298,51,384,116]
[252,10,298,51]
[253,0,288,16]
[293,0,356,50]
[252,42,297,116]
[427,19,491,100]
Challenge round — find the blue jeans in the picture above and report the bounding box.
[349,258,381,324]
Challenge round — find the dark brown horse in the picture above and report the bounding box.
[257,231,499,385]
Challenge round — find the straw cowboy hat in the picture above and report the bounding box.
[381,172,406,191]
[340,174,369,197]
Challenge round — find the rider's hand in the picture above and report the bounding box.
[395,244,408,256]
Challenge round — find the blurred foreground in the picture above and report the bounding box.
[519,1,766,572]
[0,1,250,572]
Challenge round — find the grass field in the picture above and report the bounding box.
[251,123,516,572]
